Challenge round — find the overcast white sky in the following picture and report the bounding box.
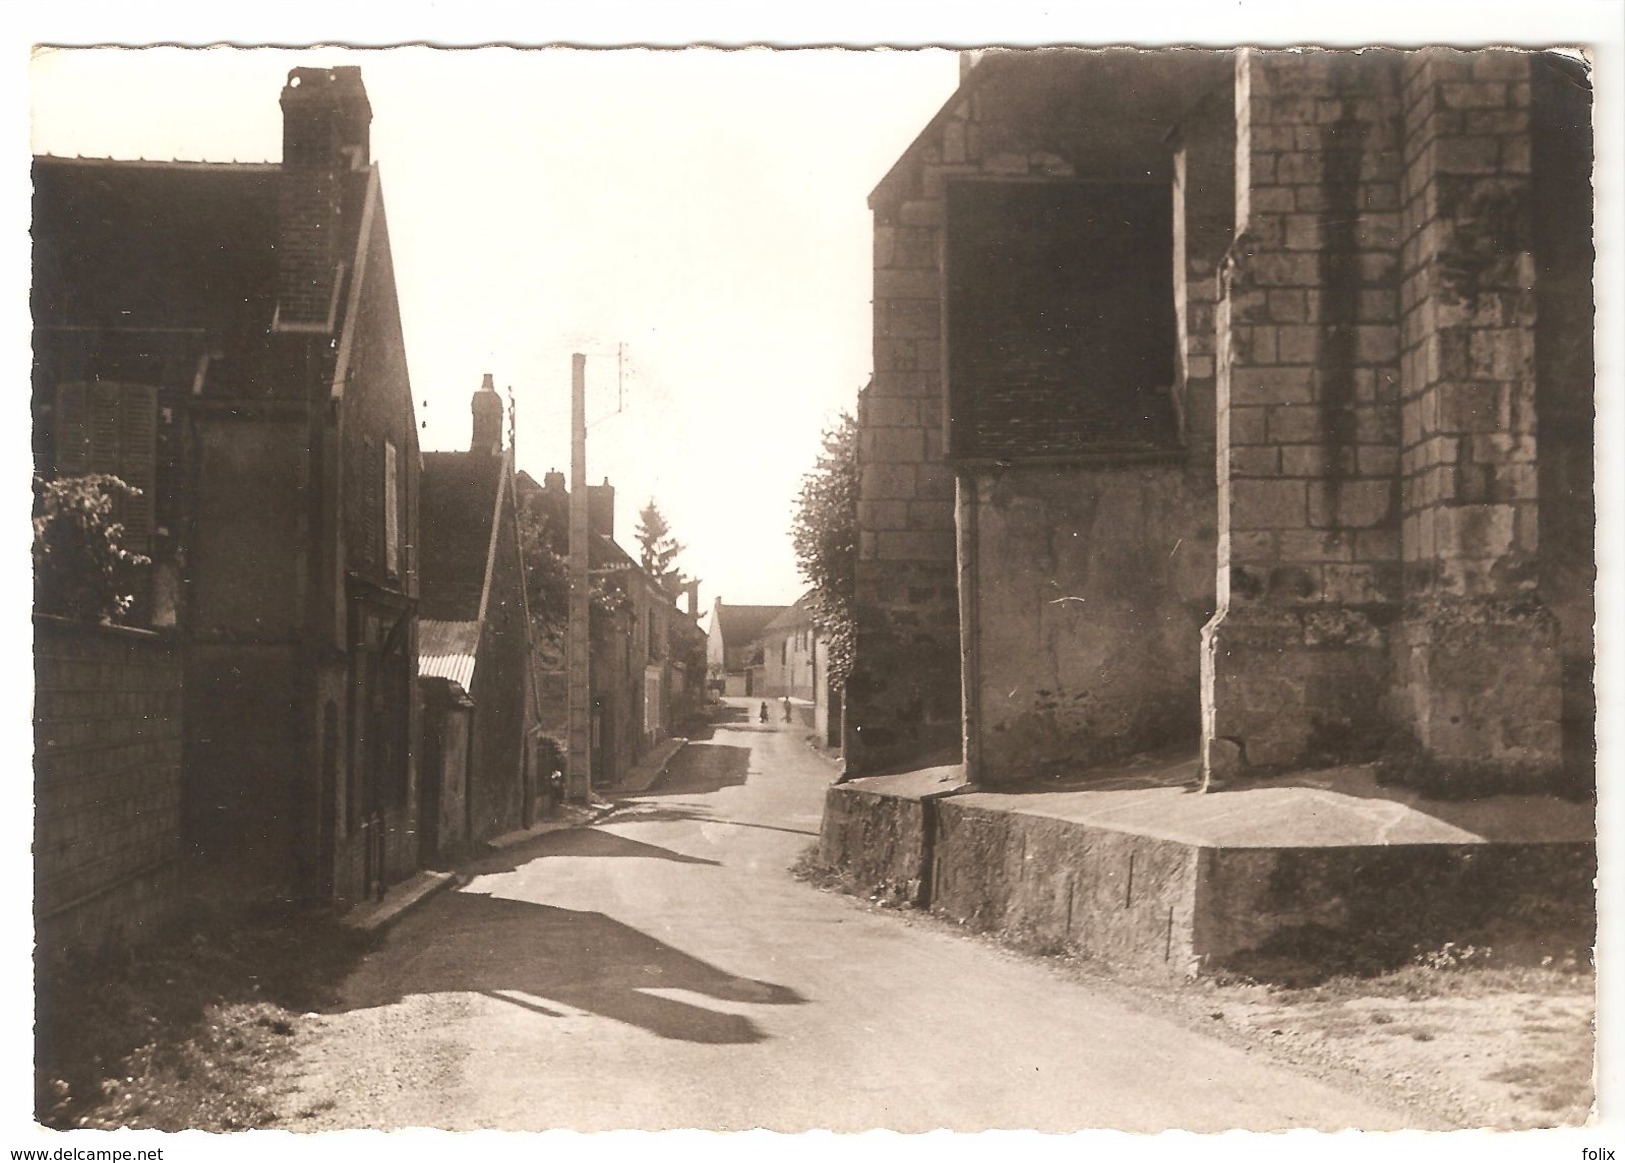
[29,46,959,610]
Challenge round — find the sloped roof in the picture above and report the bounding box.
[32,157,281,335]
[418,619,480,688]
[760,593,815,637]
[715,603,789,650]
[419,450,507,622]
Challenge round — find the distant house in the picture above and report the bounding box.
[517,472,692,786]
[756,597,817,702]
[752,595,841,747]
[32,66,422,909]
[706,599,788,697]
[417,375,537,859]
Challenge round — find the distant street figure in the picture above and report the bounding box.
[782,697,792,723]
[759,701,769,724]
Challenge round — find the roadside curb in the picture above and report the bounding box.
[486,802,619,851]
[341,869,457,932]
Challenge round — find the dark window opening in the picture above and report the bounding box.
[946,181,1178,459]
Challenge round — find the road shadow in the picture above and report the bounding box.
[639,742,751,798]
[341,891,805,1044]
[463,827,723,877]
[610,802,818,839]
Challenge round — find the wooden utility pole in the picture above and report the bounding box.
[567,354,593,804]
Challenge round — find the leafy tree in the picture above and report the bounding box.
[518,504,569,660]
[33,474,150,625]
[635,498,686,594]
[791,411,857,691]
[518,499,630,668]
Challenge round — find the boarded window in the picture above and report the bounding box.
[946,181,1178,459]
[54,380,158,549]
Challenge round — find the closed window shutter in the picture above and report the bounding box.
[117,385,157,547]
[89,382,121,473]
[54,383,91,475]
[52,381,157,551]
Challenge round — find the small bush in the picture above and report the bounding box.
[33,474,149,624]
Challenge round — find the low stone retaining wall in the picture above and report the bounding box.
[819,781,932,904]
[822,775,1595,978]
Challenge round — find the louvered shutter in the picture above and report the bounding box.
[117,385,157,548]
[51,381,157,551]
[88,382,121,474]
[54,383,91,475]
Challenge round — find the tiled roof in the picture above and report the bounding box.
[418,619,481,689]
[760,593,816,636]
[419,451,506,622]
[715,603,789,650]
[30,154,358,396]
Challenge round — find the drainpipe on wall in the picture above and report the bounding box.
[955,467,981,788]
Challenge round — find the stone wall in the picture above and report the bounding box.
[35,619,185,955]
[1387,50,1571,785]
[1204,50,1409,774]
[847,229,961,773]
[969,466,1213,781]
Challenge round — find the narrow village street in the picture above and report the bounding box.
[274,700,1420,1133]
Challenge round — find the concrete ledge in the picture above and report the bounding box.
[820,752,1595,977]
[342,869,456,932]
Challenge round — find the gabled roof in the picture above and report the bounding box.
[31,153,376,399]
[760,593,816,637]
[419,450,509,623]
[32,157,282,337]
[714,603,789,650]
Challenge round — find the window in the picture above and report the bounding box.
[383,439,399,578]
[945,181,1178,459]
[54,381,157,550]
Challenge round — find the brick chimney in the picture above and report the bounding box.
[588,479,614,540]
[471,373,503,454]
[276,66,371,332]
[683,578,701,617]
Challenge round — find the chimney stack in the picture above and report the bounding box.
[471,373,503,454]
[276,67,371,332]
[587,480,614,540]
[683,578,701,617]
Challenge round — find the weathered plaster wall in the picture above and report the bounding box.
[971,466,1214,781]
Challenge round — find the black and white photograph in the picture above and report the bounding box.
[14,3,1623,1150]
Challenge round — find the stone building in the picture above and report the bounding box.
[519,472,693,786]
[848,47,1593,794]
[417,375,538,861]
[32,66,424,905]
[706,599,789,697]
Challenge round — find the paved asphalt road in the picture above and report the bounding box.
[277,699,1416,1132]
